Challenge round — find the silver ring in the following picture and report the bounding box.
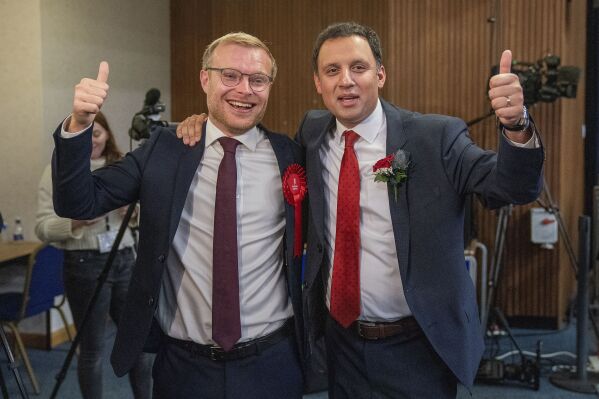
[505,96,511,107]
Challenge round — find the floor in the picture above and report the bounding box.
[1,319,598,398]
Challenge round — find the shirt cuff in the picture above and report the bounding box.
[61,115,92,138]
[503,129,540,149]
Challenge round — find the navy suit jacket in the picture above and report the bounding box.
[295,99,544,387]
[52,122,305,377]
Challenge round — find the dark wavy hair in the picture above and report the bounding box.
[94,111,123,164]
[312,22,383,73]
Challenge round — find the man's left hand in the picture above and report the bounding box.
[488,50,525,127]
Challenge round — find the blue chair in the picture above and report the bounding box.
[0,244,72,394]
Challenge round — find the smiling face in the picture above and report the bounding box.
[91,122,109,160]
[314,35,386,128]
[200,43,273,136]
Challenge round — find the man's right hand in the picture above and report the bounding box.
[176,113,208,146]
[68,61,110,132]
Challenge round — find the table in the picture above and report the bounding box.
[0,241,40,264]
[0,241,38,397]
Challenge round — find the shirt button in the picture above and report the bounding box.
[158,254,166,262]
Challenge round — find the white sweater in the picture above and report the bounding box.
[35,158,136,251]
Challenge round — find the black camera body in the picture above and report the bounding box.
[128,88,168,141]
[493,54,581,106]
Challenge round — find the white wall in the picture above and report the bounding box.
[0,0,44,245]
[1,0,170,334]
[39,0,172,160]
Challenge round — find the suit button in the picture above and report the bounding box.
[302,282,308,290]
[317,244,323,252]
[158,254,166,262]
[148,297,155,306]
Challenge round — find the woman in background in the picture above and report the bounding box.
[35,112,152,399]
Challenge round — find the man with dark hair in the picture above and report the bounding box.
[178,22,543,398]
[299,22,542,398]
[311,22,383,71]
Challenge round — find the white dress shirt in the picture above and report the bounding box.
[321,100,411,321]
[319,100,538,322]
[157,119,293,344]
[59,116,292,345]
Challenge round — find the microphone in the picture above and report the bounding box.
[141,88,165,115]
[144,88,161,107]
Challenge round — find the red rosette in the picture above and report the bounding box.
[282,164,307,257]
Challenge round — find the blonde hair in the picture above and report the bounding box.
[202,32,277,80]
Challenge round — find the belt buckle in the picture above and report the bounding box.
[357,321,380,340]
[209,346,223,361]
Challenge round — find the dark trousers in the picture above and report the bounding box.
[325,315,457,399]
[152,332,303,399]
[64,248,153,399]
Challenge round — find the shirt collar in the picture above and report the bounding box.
[334,99,384,145]
[205,118,260,152]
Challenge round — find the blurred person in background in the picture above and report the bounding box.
[35,111,152,399]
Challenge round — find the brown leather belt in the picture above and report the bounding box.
[354,316,421,340]
[165,319,293,361]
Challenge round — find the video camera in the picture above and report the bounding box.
[128,88,169,140]
[492,54,581,106]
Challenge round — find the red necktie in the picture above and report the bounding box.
[330,130,361,328]
[212,137,241,350]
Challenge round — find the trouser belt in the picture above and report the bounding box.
[165,319,293,361]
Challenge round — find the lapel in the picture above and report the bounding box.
[307,115,336,245]
[382,100,411,281]
[263,128,296,263]
[168,123,207,243]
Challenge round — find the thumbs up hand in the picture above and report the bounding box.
[488,50,526,129]
[68,61,110,132]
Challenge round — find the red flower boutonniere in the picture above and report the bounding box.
[282,164,307,257]
[372,149,410,201]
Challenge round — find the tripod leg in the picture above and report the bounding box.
[493,307,524,358]
[0,364,8,399]
[482,205,511,334]
[0,326,29,399]
[5,324,38,395]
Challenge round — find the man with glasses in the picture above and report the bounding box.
[177,22,544,398]
[51,32,305,398]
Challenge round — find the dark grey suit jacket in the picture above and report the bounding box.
[295,99,544,387]
[52,122,305,377]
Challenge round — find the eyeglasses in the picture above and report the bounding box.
[205,67,273,92]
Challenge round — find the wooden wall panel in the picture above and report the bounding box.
[170,0,587,327]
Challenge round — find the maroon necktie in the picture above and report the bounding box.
[212,137,241,350]
[330,130,361,328]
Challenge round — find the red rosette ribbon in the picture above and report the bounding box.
[282,164,307,257]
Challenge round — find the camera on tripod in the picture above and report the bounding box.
[492,54,581,106]
[128,88,169,141]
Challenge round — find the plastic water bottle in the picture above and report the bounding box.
[13,217,24,241]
